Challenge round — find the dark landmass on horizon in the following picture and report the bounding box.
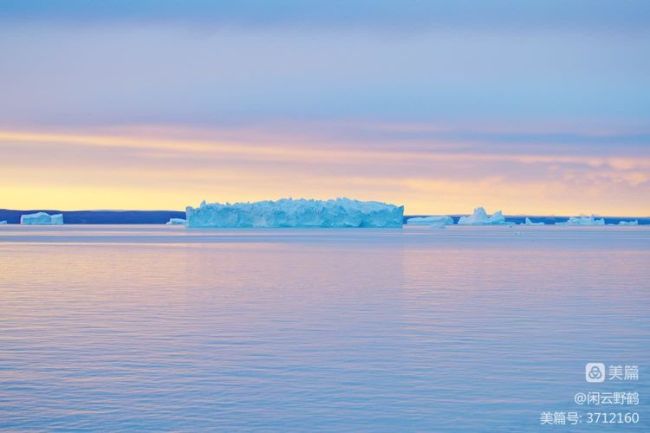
[0,209,185,224]
[0,209,648,225]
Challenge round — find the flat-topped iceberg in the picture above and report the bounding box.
[186,198,404,228]
[524,217,544,226]
[618,220,639,226]
[407,216,454,227]
[166,218,186,225]
[558,215,605,226]
[458,207,506,225]
[20,212,64,225]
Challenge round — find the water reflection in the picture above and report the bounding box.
[0,226,648,432]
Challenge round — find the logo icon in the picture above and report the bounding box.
[585,363,606,383]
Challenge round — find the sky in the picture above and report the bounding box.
[1,1,649,215]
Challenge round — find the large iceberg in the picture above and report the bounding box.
[524,217,545,226]
[186,198,404,228]
[618,220,639,226]
[407,216,454,227]
[166,218,186,225]
[20,212,64,225]
[557,215,605,226]
[457,207,506,225]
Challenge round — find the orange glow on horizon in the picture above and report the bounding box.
[1,128,648,216]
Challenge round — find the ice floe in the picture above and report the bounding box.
[557,215,605,226]
[406,216,454,227]
[186,198,404,228]
[20,212,64,225]
[457,207,506,225]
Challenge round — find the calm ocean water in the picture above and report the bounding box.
[1,225,648,432]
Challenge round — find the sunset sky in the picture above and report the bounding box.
[1,1,649,215]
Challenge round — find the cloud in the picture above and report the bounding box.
[1,0,649,32]
[1,25,648,129]
[1,126,648,215]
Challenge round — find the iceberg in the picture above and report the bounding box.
[20,212,64,225]
[0,220,6,225]
[618,220,639,226]
[557,215,605,226]
[186,198,404,228]
[457,207,506,225]
[407,216,454,227]
[166,218,186,225]
[524,217,545,226]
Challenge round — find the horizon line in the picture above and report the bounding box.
[1,208,648,219]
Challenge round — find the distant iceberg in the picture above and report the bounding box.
[618,220,639,226]
[458,207,506,225]
[557,215,605,226]
[0,220,6,225]
[407,216,454,227]
[186,198,404,228]
[524,217,544,226]
[166,218,186,225]
[20,212,64,225]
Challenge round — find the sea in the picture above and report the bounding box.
[1,225,648,432]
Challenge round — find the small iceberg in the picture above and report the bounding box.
[557,215,605,226]
[618,220,639,226]
[186,198,404,228]
[0,220,6,225]
[458,207,506,225]
[20,212,64,225]
[407,216,454,227]
[524,217,544,226]
[166,218,186,225]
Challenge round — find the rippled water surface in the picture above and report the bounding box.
[1,225,648,432]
